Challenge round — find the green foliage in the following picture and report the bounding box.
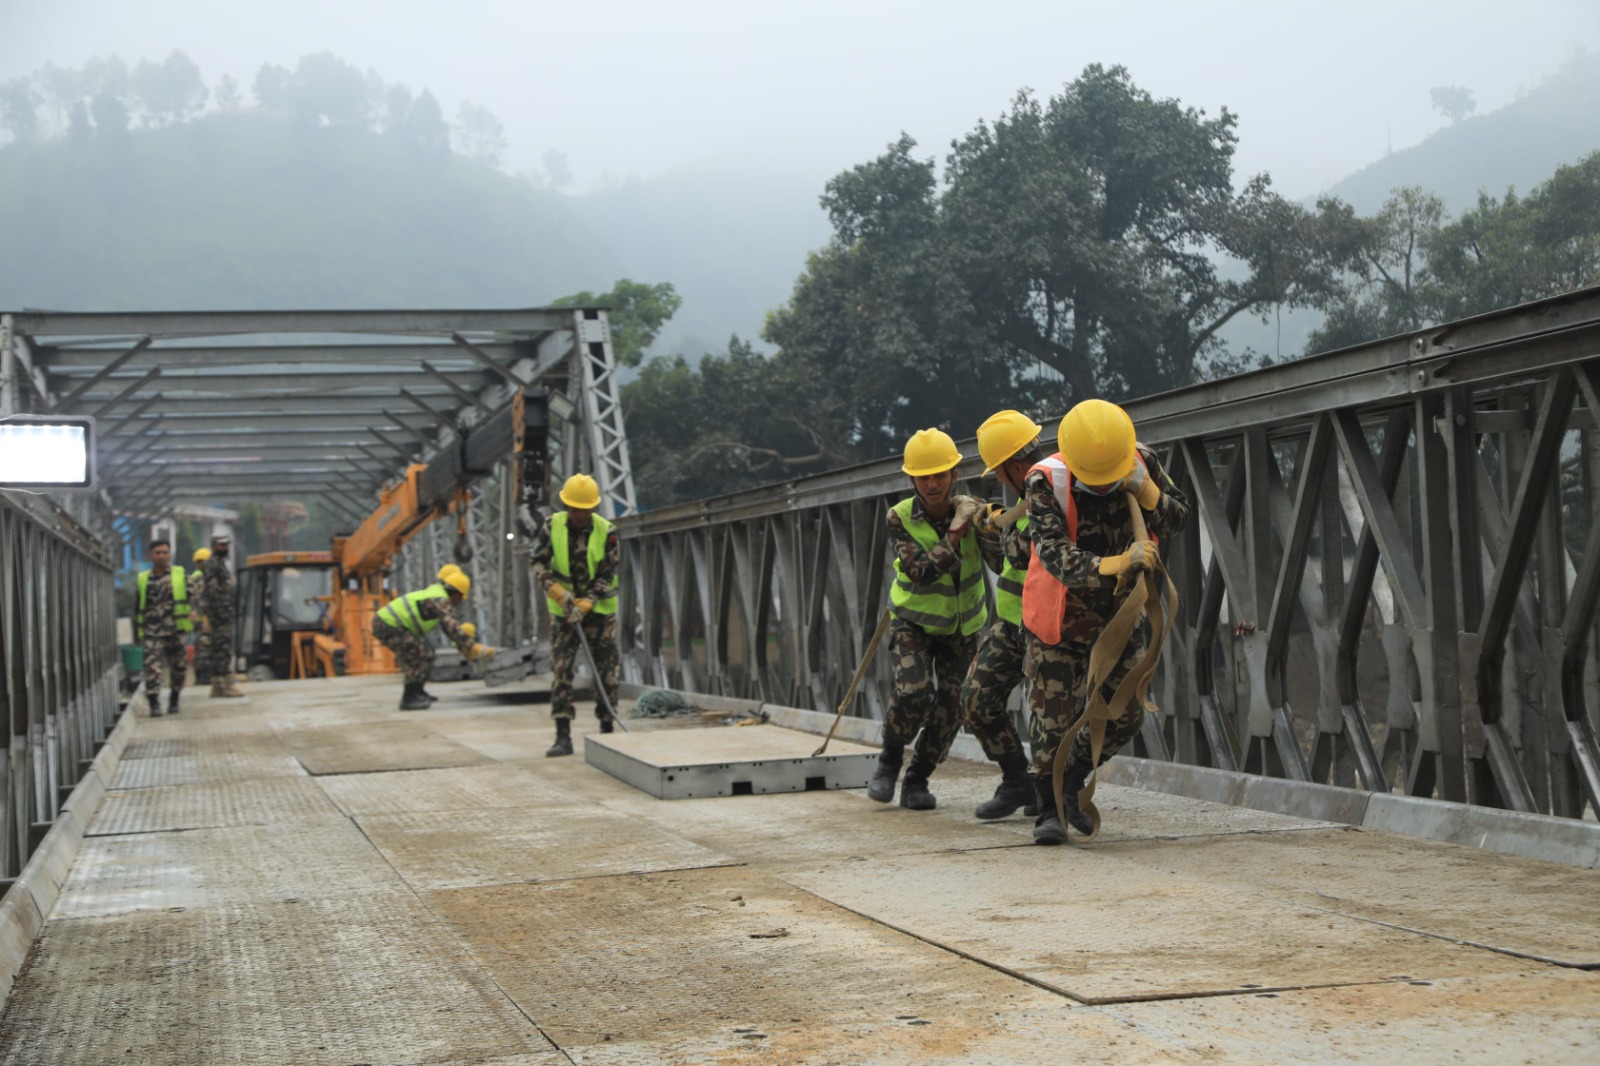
[1430,86,1476,123]
[553,280,683,368]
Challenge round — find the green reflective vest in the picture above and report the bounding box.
[888,498,988,637]
[135,565,191,637]
[377,584,449,636]
[994,514,1028,627]
[547,512,618,617]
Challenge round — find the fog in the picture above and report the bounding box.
[6,0,1597,196]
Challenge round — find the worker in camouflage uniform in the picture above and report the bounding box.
[532,473,621,758]
[1022,399,1189,844]
[201,535,244,698]
[189,547,212,685]
[869,428,990,811]
[372,570,491,709]
[135,538,193,716]
[960,411,1052,821]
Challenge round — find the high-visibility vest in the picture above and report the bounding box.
[136,565,192,637]
[377,584,449,636]
[888,497,989,637]
[1021,451,1153,644]
[547,512,618,617]
[994,514,1029,627]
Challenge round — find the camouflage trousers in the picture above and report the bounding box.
[208,623,236,682]
[141,630,186,702]
[960,618,1029,763]
[883,621,976,767]
[373,617,433,684]
[551,612,620,721]
[192,627,212,683]
[1024,628,1145,778]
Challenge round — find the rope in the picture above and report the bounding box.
[1051,492,1179,843]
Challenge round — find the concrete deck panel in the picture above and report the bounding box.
[3,675,1597,1064]
[585,723,880,798]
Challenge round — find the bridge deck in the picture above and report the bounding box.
[2,675,1597,1064]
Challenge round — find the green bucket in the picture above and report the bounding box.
[120,644,143,674]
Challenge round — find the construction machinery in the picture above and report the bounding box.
[238,390,550,680]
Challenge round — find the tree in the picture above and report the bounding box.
[552,279,683,367]
[0,78,39,144]
[453,101,506,167]
[289,52,369,127]
[396,89,449,158]
[1430,85,1476,123]
[133,50,208,126]
[253,63,292,115]
[541,149,572,190]
[1306,186,1445,351]
[214,74,243,111]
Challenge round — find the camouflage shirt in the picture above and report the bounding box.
[531,516,620,602]
[1025,445,1189,641]
[202,557,236,625]
[972,502,1030,577]
[189,568,206,620]
[416,595,473,652]
[139,567,184,638]
[885,493,989,587]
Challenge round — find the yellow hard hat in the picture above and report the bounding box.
[559,473,601,510]
[193,548,212,563]
[976,410,1044,475]
[1059,399,1137,485]
[442,571,471,597]
[460,622,476,639]
[901,428,962,476]
[438,563,462,582]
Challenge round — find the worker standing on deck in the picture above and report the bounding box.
[961,411,1051,821]
[202,535,244,698]
[870,429,990,810]
[532,473,621,757]
[372,571,491,710]
[135,538,193,717]
[1022,399,1189,844]
[189,547,211,686]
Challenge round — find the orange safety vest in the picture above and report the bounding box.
[1020,451,1153,645]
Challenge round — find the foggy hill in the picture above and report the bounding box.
[1320,51,1600,214]
[0,112,623,312]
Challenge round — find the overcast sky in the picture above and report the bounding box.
[5,0,1598,197]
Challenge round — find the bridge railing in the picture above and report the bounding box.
[0,490,121,885]
[615,286,1600,820]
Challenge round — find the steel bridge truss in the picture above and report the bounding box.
[616,287,1600,821]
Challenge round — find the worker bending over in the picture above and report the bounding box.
[373,570,490,710]
[871,429,991,810]
[1022,399,1188,844]
[532,473,621,758]
[135,538,192,716]
[961,411,1050,820]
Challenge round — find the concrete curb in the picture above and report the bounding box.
[623,684,1600,869]
[0,690,137,1008]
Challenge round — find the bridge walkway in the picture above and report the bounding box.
[1,675,1596,1064]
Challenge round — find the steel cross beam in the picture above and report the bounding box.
[53,336,153,409]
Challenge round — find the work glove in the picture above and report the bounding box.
[1098,540,1161,577]
[948,495,981,542]
[550,582,569,602]
[1123,463,1161,510]
[466,643,494,661]
[574,597,594,616]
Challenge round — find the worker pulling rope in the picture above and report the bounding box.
[1051,493,1178,842]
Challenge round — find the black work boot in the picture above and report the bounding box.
[546,717,574,757]
[975,751,1033,820]
[899,757,937,811]
[598,714,615,734]
[147,697,163,719]
[866,744,903,803]
[398,682,432,711]
[167,690,181,716]
[1062,762,1096,837]
[1031,776,1067,845]
[417,686,438,705]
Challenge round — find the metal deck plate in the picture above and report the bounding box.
[779,849,1526,1003]
[317,764,578,816]
[355,804,739,890]
[87,777,345,836]
[584,723,880,799]
[275,721,493,775]
[426,865,1070,1056]
[0,896,548,1065]
[112,753,306,789]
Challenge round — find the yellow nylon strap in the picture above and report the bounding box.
[1051,492,1179,843]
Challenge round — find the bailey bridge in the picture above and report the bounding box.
[0,295,1596,1063]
